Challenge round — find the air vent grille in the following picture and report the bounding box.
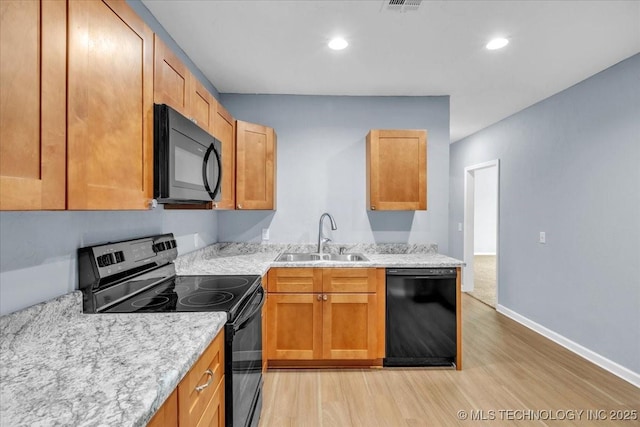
[383,0,422,12]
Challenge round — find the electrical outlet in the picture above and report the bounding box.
[262,228,270,241]
[539,232,546,244]
[458,223,463,232]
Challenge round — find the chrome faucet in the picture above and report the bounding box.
[317,213,337,254]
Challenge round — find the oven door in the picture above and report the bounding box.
[225,286,264,427]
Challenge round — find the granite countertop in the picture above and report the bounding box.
[0,292,226,427]
[175,242,464,275]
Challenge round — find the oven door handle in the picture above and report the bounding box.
[234,286,265,332]
[202,142,222,200]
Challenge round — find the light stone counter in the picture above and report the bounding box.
[0,292,226,427]
[175,242,463,274]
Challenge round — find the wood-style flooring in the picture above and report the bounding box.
[259,295,639,426]
[468,255,497,308]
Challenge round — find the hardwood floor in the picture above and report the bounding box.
[259,295,639,426]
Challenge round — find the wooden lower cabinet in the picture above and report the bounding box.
[266,268,384,365]
[267,293,323,360]
[261,273,268,373]
[322,293,378,360]
[148,389,178,427]
[149,330,225,427]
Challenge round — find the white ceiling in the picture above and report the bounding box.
[141,0,640,142]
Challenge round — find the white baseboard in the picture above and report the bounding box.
[473,252,496,256]
[496,304,640,388]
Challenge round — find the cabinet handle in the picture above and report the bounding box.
[212,203,217,208]
[371,206,376,210]
[237,204,242,209]
[317,294,322,301]
[195,369,214,392]
[323,294,328,301]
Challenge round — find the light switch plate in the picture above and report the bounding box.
[262,228,270,240]
[539,231,546,244]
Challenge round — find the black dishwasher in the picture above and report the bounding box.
[385,268,457,367]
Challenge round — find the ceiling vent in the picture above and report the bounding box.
[383,0,422,12]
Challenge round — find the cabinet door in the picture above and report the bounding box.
[0,0,66,210]
[67,0,154,209]
[322,293,378,360]
[267,293,322,360]
[236,120,276,210]
[153,34,191,117]
[366,129,427,211]
[322,268,377,293]
[190,77,214,133]
[267,268,322,293]
[212,101,236,209]
[148,389,178,427]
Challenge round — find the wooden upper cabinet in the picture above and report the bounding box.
[236,120,277,210]
[190,78,215,133]
[0,0,66,210]
[212,101,236,210]
[67,0,154,210]
[153,35,190,117]
[154,35,214,134]
[366,129,427,211]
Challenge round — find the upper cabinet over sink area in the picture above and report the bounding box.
[366,129,427,211]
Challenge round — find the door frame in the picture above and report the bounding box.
[463,159,500,298]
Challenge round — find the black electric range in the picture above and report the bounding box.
[78,233,263,427]
[102,274,260,318]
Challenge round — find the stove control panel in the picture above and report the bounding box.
[78,233,178,291]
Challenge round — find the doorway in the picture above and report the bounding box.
[463,160,499,308]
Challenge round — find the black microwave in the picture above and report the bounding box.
[154,104,222,204]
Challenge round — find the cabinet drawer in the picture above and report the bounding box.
[178,330,225,427]
[268,268,322,293]
[194,376,225,427]
[322,268,377,293]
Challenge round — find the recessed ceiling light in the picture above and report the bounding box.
[486,37,509,50]
[328,37,348,50]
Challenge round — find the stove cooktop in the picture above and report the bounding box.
[102,274,261,320]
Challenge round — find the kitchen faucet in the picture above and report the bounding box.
[317,213,337,254]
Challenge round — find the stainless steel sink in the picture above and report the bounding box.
[275,253,324,262]
[275,252,369,262]
[324,253,369,261]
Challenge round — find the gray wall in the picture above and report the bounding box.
[218,95,450,249]
[449,54,640,373]
[0,209,218,315]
